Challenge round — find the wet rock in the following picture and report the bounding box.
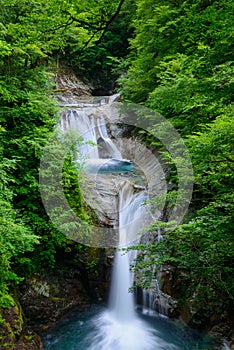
[0,297,43,350]
[209,309,234,348]
[81,173,119,226]
[17,248,113,330]
[18,269,91,327]
[53,64,93,105]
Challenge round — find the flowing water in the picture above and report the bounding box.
[97,116,122,159]
[41,304,215,350]
[42,104,217,349]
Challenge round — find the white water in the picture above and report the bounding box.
[141,227,170,316]
[109,182,145,323]
[97,117,122,159]
[88,311,179,350]
[62,105,174,349]
[88,182,179,350]
[64,110,99,159]
[43,102,215,350]
[61,109,122,161]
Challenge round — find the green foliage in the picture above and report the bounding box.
[66,0,136,93]
[135,197,234,311]
[132,109,234,314]
[121,0,233,132]
[147,59,234,135]
[123,0,234,317]
[74,244,98,271]
[188,113,234,198]
[63,155,90,223]
[0,123,39,292]
[0,0,104,292]
[0,294,15,309]
[0,0,127,288]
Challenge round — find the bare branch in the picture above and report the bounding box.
[96,0,126,43]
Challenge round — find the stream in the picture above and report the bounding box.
[41,100,218,350]
[41,304,215,350]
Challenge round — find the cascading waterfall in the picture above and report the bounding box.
[88,181,175,350]
[61,109,122,160]
[76,110,99,159]
[97,117,122,159]
[41,101,216,350]
[141,228,170,316]
[109,181,147,322]
[61,105,176,349]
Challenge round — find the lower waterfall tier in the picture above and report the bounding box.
[41,304,215,350]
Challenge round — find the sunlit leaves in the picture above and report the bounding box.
[123,0,234,317]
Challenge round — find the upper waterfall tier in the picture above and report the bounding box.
[60,109,123,160]
[59,101,166,236]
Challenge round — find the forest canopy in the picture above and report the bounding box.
[0,0,233,326]
[121,0,234,316]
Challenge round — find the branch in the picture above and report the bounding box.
[225,155,234,163]
[80,29,101,51]
[210,156,234,163]
[65,0,126,43]
[96,0,126,43]
[63,11,105,31]
[41,18,75,35]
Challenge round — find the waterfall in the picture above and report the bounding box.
[61,108,122,161]
[141,228,170,316]
[109,181,148,323]
[109,246,135,323]
[62,102,176,349]
[117,181,150,249]
[42,100,215,350]
[97,117,122,159]
[61,109,99,159]
[89,181,172,350]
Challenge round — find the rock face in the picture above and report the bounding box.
[0,296,43,350]
[82,173,120,226]
[18,271,89,328]
[0,246,112,349]
[82,172,146,227]
[53,64,93,105]
[160,266,234,348]
[76,106,167,228]
[17,258,112,331]
[137,228,234,348]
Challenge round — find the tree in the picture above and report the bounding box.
[0,128,38,304]
[121,0,233,132]
[122,0,234,322]
[0,0,130,294]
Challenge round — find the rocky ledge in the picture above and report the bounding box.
[0,296,43,350]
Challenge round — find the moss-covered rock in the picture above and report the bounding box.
[18,268,91,327]
[0,295,43,349]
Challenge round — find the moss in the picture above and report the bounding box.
[2,342,14,349]
[0,319,15,349]
[24,334,34,341]
[0,313,4,324]
[50,296,64,302]
[0,293,37,349]
[51,283,59,295]
[0,294,15,309]
[12,304,24,334]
